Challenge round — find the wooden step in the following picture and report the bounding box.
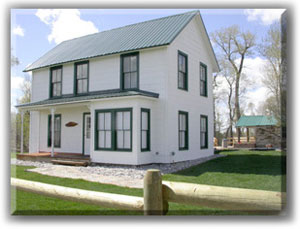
[51,159,89,167]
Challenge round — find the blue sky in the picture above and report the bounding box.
[10,9,285,115]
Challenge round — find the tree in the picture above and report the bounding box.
[211,25,256,141]
[259,23,281,122]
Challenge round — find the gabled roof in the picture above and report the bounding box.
[25,11,200,72]
[236,116,278,127]
[15,89,159,109]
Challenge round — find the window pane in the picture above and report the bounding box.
[116,112,123,129]
[130,56,137,71]
[123,57,130,72]
[105,131,111,148]
[77,65,83,79]
[124,73,130,89]
[123,112,130,129]
[56,83,61,96]
[124,131,131,148]
[142,131,147,149]
[180,132,185,148]
[99,131,105,148]
[81,79,87,93]
[104,112,111,130]
[56,69,62,81]
[117,130,124,148]
[98,113,104,130]
[179,73,184,88]
[54,117,60,131]
[130,72,137,88]
[52,84,57,96]
[142,112,148,130]
[52,71,57,82]
[180,114,186,131]
[82,64,87,78]
[77,80,83,93]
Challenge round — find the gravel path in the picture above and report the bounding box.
[11,154,225,188]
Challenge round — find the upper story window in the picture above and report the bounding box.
[75,61,89,94]
[121,53,139,90]
[50,66,62,98]
[178,51,188,91]
[200,62,207,97]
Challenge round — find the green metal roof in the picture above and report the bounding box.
[236,116,278,127]
[24,11,199,72]
[16,89,159,109]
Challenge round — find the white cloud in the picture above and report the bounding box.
[244,9,285,25]
[12,25,24,37]
[35,9,99,44]
[11,75,24,90]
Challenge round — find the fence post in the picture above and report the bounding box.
[143,169,163,215]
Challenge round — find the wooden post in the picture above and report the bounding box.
[143,169,163,215]
[20,110,24,154]
[247,128,249,142]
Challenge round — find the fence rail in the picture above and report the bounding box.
[11,169,286,215]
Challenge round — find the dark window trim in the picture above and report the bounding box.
[47,114,61,148]
[178,110,189,151]
[177,50,188,91]
[94,108,133,152]
[141,108,151,152]
[82,112,91,155]
[120,52,139,90]
[49,65,63,98]
[200,62,208,97]
[74,60,89,95]
[200,115,208,149]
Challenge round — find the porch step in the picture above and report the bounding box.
[51,159,89,167]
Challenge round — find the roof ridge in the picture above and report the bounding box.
[61,10,199,43]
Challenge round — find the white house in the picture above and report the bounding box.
[16,10,219,165]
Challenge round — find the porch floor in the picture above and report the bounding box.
[16,152,90,164]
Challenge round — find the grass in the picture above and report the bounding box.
[11,150,286,215]
[163,150,286,192]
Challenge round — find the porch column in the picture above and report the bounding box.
[20,110,24,154]
[51,108,56,157]
[246,128,250,143]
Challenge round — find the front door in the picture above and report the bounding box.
[83,113,91,155]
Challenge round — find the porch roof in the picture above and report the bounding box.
[236,115,277,127]
[15,89,159,109]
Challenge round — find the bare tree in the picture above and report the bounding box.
[259,23,281,122]
[211,25,255,141]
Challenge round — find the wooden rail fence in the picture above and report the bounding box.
[11,169,286,215]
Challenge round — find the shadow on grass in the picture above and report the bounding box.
[174,154,286,177]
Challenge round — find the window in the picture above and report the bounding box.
[75,61,89,94]
[200,63,207,96]
[48,114,61,147]
[200,115,208,149]
[178,111,188,150]
[95,108,132,151]
[178,51,188,90]
[121,53,139,90]
[50,66,62,97]
[141,108,150,151]
[97,112,112,149]
[116,111,131,150]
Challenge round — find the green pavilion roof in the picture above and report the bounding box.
[236,115,278,127]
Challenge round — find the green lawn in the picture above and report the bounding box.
[11,150,286,215]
